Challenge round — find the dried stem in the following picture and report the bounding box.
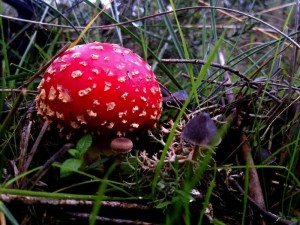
[22,143,73,189]
[240,134,266,210]
[0,194,150,209]
[161,58,251,82]
[18,121,32,175]
[18,42,71,90]
[230,177,293,225]
[19,121,49,177]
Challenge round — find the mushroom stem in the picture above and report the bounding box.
[188,146,199,161]
[188,145,213,162]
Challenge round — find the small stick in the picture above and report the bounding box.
[18,120,32,174]
[65,212,158,225]
[18,101,35,174]
[0,194,150,210]
[218,50,234,104]
[160,58,251,82]
[22,143,73,189]
[230,177,294,225]
[240,134,266,210]
[18,42,71,90]
[19,121,49,178]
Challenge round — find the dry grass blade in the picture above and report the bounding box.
[17,42,71,91]
[69,0,113,47]
[23,143,74,190]
[18,121,49,185]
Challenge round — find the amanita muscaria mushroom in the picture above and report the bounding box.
[36,42,162,136]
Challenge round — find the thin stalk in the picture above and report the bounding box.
[152,36,223,194]
[14,6,50,80]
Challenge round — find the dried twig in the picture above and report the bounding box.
[230,177,294,225]
[18,121,49,188]
[18,120,32,174]
[161,58,251,82]
[240,134,266,209]
[233,100,267,225]
[218,50,234,104]
[0,194,150,209]
[17,42,71,90]
[22,143,73,189]
[65,212,158,225]
[0,194,159,224]
[21,121,49,173]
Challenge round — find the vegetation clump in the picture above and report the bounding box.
[0,0,299,224]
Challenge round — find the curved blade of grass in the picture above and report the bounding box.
[0,93,24,137]
[70,0,112,48]
[89,163,117,225]
[110,0,123,45]
[156,0,186,67]
[0,1,8,122]
[267,5,293,78]
[14,6,50,80]
[0,1,10,79]
[41,1,81,37]
[0,201,19,225]
[258,8,296,139]
[83,0,182,89]
[197,166,217,225]
[151,35,223,195]
[120,5,300,49]
[89,5,300,49]
[287,3,298,100]
[202,6,300,49]
[70,1,184,93]
[2,167,41,188]
[168,0,198,105]
[53,163,132,197]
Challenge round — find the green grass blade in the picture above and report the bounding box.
[89,163,117,225]
[198,167,217,224]
[83,0,182,89]
[168,0,198,104]
[156,0,185,60]
[0,201,19,225]
[152,35,223,195]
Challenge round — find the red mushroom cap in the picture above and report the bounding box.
[36,42,162,136]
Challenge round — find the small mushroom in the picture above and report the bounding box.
[180,112,220,160]
[163,90,188,105]
[110,137,133,154]
[36,42,162,136]
[84,137,133,168]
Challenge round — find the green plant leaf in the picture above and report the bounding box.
[211,219,226,225]
[60,158,83,178]
[155,200,172,209]
[68,149,80,158]
[76,134,92,156]
[0,201,19,225]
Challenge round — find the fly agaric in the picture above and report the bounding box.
[36,42,162,136]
